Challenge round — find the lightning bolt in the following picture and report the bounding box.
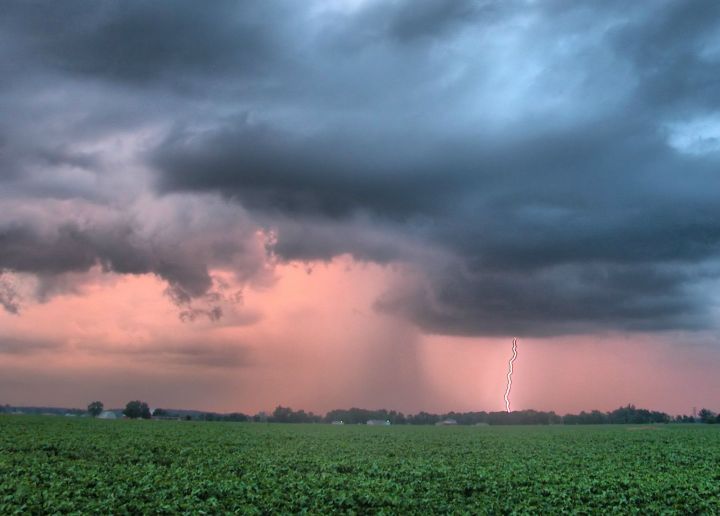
[504,338,518,413]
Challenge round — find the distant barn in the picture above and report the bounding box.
[366,419,390,426]
[98,411,118,419]
[436,419,458,426]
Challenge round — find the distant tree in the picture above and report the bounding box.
[698,408,717,424]
[268,406,318,423]
[223,412,249,422]
[153,408,168,417]
[272,406,293,423]
[602,404,669,424]
[408,411,441,425]
[87,401,104,417]
[123,400,151,419]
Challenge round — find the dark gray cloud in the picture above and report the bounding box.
[609,0,720,112]
[346,0,489,43]
[376,262,712,337]
[0,0,284,86]
[0,219,211,297]
[2,0,720,336]
[0,275,21,314]
[152,119,461,219]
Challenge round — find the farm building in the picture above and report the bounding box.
[98,411,118,419]
[366,419,391,426]
[436,419,458,426]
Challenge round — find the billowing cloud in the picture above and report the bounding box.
[1,0,720,337]
[0,194,272,319]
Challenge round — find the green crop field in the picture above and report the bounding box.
[1,416,718,514]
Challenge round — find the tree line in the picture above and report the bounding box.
[74,401,720,425]
[324,405,674,425]
[87,400,152,419]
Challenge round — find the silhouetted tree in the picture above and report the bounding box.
[270,406,322,423]
[123,400,151,419]
[675,414,695,423]
[223,412,249,422]
[599,404,670,424]
[87,401,104,417]
[408,411,441,425]
[699,408,717,424]
[271,406,293,423]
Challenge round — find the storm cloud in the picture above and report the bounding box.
[2,0,720,335]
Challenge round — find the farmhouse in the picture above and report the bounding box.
[366,419,391,426]
[436,419,458,426]
[98,411,118,419]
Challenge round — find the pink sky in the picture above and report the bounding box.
[1,255,717,416]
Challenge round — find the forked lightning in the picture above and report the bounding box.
[504,338,518,413]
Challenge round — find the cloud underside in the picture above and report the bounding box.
[1,0,720,335]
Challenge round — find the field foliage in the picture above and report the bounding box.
[1,416,718,513]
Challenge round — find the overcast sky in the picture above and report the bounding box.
[1,0,719,414]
